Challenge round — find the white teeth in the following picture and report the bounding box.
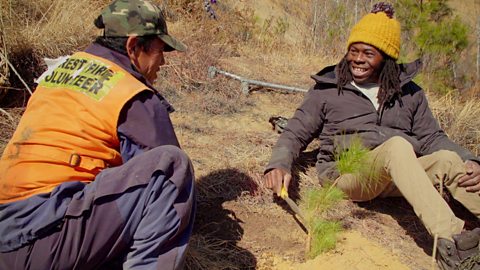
[353,67,366,72]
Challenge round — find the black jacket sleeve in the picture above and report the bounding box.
[265,88,326,173]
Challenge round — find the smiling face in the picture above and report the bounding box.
[346,43,384,85]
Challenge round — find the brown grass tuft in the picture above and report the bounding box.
[196,168,258,203]
[0,0,107,98]
[0,108,23,153]
[185,234,255,270]
[429,92,480,155]
[154,2,261,115]
[4,0,105,57]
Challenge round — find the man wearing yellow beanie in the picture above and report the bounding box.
[264,2,480,269]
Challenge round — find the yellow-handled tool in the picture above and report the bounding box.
[280,185,306,228]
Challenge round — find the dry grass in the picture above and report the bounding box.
[155,2,261,115]
[429,92,480,155]
[219,48,327,91]
[0,0,108,102]
[3,0,105,57]
[186,234,255,270]
[0,107,23,153]
[1,0,480,269]
[0,20,8,99]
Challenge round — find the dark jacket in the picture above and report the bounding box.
[266,60,478,182]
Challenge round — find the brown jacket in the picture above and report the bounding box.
[266,60,478,182]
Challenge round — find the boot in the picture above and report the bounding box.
[453,228,480,262]
[437,238,462,270]
[437,228,480,270]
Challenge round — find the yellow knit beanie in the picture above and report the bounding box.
[347,2,401,60]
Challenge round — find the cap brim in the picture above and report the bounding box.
[159,34,187,52]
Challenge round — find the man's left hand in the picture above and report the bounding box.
[458,160,480,193]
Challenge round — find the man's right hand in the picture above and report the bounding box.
[264,168,292,196]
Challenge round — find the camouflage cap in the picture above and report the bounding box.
[99,0,186,52]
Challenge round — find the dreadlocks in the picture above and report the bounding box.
[336,56,352,94]
[377,56,401,106]
[335,55,401,106]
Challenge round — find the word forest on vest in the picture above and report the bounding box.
[39,54,125,101]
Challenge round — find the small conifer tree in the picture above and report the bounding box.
[396,0,469,92]
[300,185,344,259]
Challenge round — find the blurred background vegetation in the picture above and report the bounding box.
[1,0,478,98]
[2,0,478,152]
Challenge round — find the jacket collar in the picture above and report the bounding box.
[399,59,422,87]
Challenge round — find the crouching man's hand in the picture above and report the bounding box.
[458,160,480,193]
[264,168,292,196]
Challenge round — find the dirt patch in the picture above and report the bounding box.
[226,200,307,261]
[269,231,410,270]
[220,198,421,270]
[173,90,437,270]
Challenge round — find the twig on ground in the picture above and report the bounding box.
[0,51,32,95]
[431,174,445,270]
[0,108,14,122]
[0,5,8,88]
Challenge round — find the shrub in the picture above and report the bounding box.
[396,0,469,91]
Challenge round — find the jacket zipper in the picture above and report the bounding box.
[377,103,385,125]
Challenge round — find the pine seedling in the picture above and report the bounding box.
[302,184,345,214]
[300,184,345,259]
[334,136,382,195]
[335,136,370,176]
[307,218,342,259]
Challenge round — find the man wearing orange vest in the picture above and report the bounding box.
[0,0,195,269]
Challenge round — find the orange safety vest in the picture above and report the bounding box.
[0,51,152,203]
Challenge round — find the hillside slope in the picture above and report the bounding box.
[0,0,479,270]
[171,1,479,269]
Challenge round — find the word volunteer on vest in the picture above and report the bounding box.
[39,55,125,101]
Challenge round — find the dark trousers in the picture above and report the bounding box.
[0,145,195,270]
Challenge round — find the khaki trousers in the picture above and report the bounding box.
[336,136,480,240]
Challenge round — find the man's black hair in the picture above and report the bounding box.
[336,54,401,106]
[94,35,159,56]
